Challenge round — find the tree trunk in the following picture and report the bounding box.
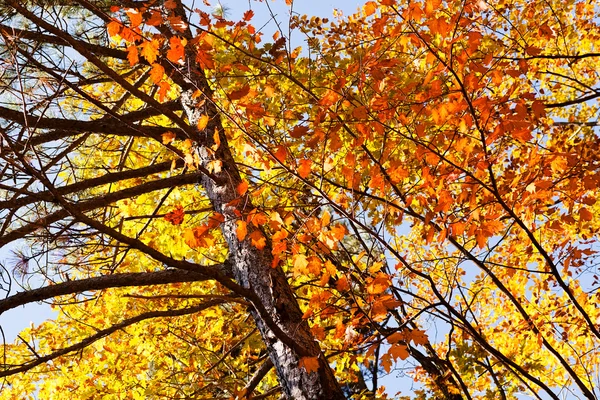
[179,82,345,399]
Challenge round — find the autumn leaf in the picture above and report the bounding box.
[162,131,176,144]
[146,10,163,26]
[127,45,139,66]
[107,20,122,37]
[236,220,247,241]
[243,10,254,21]
[408,329,429,346]
[197,114,209,131]
[389,343,409,361]
[366,273,390,294]
[247,209,268,227]
[248,230,266,250]
[157,81,170,102]
[140,39,160,64]
[164,205,185,225]
[228,85,250,100]
[126,9,143,28]
[297,159,312,178]
[167,36,186,64]
[290,125,310,138]
[363,1,377,16]
[298,356,320,373]
[237,181,249,196]
[579,208,593,221]
[150,63,165,85]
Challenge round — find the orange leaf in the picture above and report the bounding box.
[352,106,368,119]
[127,45,139,66]
[164,205,185,225]
[248,230,266,250]
[157,81,170,102]
[126,9,143,28]
[150,63,165,85]
[247,209,268,227]
[146,10,163,26]
[364,1,377,16]
[297,159,312,178]
[336,275,349,292]
[236,220,248,241]
[168,15,188,32]
[290,125,309,138]
[197,114,209,131]
[579,207,593,221]
[298,357,319,373]
[272,145,287,164]
[366,273,390,294]
[140,39,160,64]
[389,343,409,361]
[107,20,122,38]
[243,10,254,21]
[162,131,176,144]
[167,36,186,64]
[409,329,429,346]
[237,181,249,196]
[425,0,441,16]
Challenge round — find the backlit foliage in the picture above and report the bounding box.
[0,0,598,399]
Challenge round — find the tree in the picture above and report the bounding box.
[0,0,598,399]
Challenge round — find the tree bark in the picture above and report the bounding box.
[179,86,345,399]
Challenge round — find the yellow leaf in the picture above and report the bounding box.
[294,254,309,273]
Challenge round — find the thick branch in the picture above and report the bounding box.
[0,23,127,60]
[0,269,214,315]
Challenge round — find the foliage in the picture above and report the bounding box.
[0,0,599,399]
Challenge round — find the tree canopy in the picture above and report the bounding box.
[0,0,599,399]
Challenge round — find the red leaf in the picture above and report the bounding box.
[290,125,310,138]
[229,85,250,100]
[165,205,185,225]
[243,10,254,21]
